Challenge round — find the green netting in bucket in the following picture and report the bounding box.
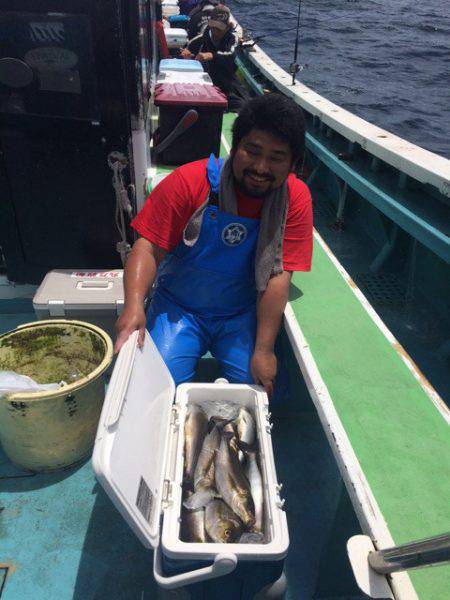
[0,320,113,472]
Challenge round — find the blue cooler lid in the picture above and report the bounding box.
[159,58,204,73]
[168,15,189,23]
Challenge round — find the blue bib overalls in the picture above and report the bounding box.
[147,157,286,597]
[146,155,260,385]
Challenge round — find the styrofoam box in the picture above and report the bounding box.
[156,71,213,85]
[93,331,289,587]
[33,269,124,340]
[162,6,180,18]
[164,28,188,49]
[159,58,204,73]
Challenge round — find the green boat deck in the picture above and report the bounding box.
[231,111,449,597]
[289,239,450,598]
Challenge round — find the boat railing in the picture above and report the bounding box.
[348,532,450,598]
[242,42,450,199]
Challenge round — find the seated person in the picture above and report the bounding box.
[115,94,313,395]
[180,4,250,111]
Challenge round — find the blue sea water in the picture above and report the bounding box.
[228,0,450,159]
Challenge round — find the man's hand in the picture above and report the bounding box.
[252,271,291,398]
[114,304,147,354]
[180,48,194,59]
[250,348,277,397]
[114,237,165,354]
[195,52,213,62]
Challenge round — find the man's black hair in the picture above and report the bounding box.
[231,93,306,166]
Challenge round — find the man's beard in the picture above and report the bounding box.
[234,169,275,198]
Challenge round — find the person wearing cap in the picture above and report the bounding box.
[187,0,220,39]
[180,4,249,111]
[115,94,313,397]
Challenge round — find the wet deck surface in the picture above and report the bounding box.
[0,300,364,599]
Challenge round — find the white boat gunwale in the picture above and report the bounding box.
[245,43,450,197]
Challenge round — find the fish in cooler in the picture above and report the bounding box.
[215,429,255,529]
[180,403,264,543]
[235,406,255,446]
[184,423,220,510]
[205,499,243,543]
[180,491,206,543]
[245,450,263,533]
[183,404,208,488]
[184,455,218,510]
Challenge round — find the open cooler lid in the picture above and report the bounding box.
[92,330,175,548]
[154,83,228,108]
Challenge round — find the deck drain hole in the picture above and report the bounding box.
[313,198,335,221]
[356,273,407,307]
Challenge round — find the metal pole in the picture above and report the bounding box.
[368,532,450,575]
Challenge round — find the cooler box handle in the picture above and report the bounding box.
[77,280,113,290]
[153,545,237,589]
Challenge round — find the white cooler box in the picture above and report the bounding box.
[162,0,180,18]
[93,331,289,590]
[165,28,188,49]
[33,269,124,341]
[156,71,213,85]
[159,58,204,73]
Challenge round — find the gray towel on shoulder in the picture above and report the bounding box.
[183,157,289,291]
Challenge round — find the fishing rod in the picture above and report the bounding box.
[290,0,302,85]
[248,24,305,45]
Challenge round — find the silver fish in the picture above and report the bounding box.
[183,425,221,510]
[223,421,243,463]
[205,499,243,543]
[215,432,255,528]
[183,458,217,510]
[238,532,265,544]
[235,406,255,446]
[183,404,208,488]
[180,491,206,543]
[245,450,263,533]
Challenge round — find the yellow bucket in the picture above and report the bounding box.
[0,319,113,472]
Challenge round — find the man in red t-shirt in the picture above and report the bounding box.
[116,94,313,395]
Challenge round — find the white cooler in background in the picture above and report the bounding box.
[156,71,213,85]
[92,331,289,592]
[33,269,124,341]
[162,0,180,18]
[164,28,188,50]
[159,59,204,73]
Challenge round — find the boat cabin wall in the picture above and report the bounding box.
[0,0,154,283]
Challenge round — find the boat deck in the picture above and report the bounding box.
[222,111,450,597]
[1,113,449,599]
[288,236,450,599]
[0,296,364,600]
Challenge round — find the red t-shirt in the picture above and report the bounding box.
[132,159,313,272]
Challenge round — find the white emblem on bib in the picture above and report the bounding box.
[222,223,247,246]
